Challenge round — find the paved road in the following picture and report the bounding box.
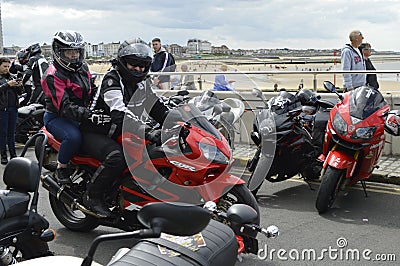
[1,149,399,265]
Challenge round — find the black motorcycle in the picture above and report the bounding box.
[0,145,55,264]
[247,88,335,196]
[16,103,45,144]
[16,201,278,266]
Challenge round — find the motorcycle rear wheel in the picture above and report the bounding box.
[218,184,260,254]
[49,193,99,232]
[315,166,343,214]
[10,234,52,262]
[35,135,58,172]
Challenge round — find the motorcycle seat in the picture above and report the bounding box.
[109,219,238,266]
[0,191,30,220]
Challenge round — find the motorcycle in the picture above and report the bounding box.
[189,90,245,150]
[32,103,261,254]
[247,87,335,196]
[15,201,279,266]
[16,102,45,144]
[315,81,400,214]
[0,155,55,264]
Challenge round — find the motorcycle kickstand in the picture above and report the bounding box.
[301,175,315,191]
[361,180,368,198]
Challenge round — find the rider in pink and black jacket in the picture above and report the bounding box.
[41,30,92,185]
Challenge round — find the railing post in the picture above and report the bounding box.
[313,74,317,91]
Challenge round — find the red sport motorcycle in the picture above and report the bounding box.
[315,81,400,214]
[32,103,260,254]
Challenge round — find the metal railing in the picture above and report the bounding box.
[149,70,400,91]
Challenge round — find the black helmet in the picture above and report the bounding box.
[16,49,29,65]
[25,43,41,58]
[52,30,85,72]
[116,38,152,84]
[296,89,318,106]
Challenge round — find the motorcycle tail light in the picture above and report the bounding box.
[351,126,377,140]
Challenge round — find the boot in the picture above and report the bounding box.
[54,168,72,185]
[9,149,17,159]
[1,149,7,165]
[83,189,112,218]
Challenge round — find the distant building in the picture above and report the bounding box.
[169,43,184,56]
[211,45,230,55]
[187,39,211,54]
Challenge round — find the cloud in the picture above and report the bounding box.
[2,0,400,51]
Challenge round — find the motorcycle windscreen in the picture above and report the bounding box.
[176,103,222,140]
[349,86,387,120]
[248,109,277,191]
[192,90,221,113]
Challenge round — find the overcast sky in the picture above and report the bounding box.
[2,0,400,52]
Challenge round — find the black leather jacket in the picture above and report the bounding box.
[0,73,23,110]
[83,67,169,139]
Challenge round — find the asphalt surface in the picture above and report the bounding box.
[0,146,399,265]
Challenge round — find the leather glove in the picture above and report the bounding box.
[145,128,162,145]
[88,113,111,125]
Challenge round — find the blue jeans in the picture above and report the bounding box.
[0,107,17,150]
[43,112,82,164]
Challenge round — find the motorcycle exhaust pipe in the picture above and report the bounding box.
[41,175,100,217]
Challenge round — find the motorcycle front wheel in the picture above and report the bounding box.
[315,166,344,214]
[49,193,99,232]
[9,234,52,262]
[218,184,260,254]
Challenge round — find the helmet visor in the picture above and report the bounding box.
[124,57,151,69]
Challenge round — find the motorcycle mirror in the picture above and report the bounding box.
[323,81,336,93]
[252,88,269,106]
[137,202,211,236]
[262,225,279,238]
[221,102,231,112]
[213,104,223,116]
[323,81,343,101]
[227,204,258,225]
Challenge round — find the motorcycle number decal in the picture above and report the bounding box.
[332,157,341,167]
[170,160,196,172]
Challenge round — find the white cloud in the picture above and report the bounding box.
[2,0,400,51]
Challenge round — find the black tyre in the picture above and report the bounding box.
[218,184,260,254]
[49,193,99,232]
[315,166,343,214]
[35,135,58,172]
[10,234,52,262]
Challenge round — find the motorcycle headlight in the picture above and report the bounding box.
[351,126,377,140]
[198,142,229,164]
[332,112,347,136]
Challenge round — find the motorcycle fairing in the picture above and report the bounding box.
[323,150,357,178]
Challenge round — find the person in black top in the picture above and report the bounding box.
[80,38,169,217]
[359,42,379,89]
[0,57,23,164]
[22,43,49,104]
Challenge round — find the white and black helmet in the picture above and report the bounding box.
[52,30,85,72]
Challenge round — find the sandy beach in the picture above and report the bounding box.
[88,59,400,94]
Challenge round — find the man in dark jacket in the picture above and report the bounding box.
[150,38,175,90]
[359,42,379,89]
[0,57,23,164]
